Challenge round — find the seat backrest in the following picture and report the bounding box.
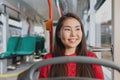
[7,36,21,52]
[16,36,36,55]
[35,37,45,53]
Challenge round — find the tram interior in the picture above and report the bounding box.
[0,0,118,80]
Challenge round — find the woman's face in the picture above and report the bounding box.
[59,18,82,49]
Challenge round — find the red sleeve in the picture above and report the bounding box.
[87,51,104,79]
[39,53,52,79]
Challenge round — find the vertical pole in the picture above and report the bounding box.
[48,0,53,53]
[0,13,9,74]
[113,0,120,79]
[1,13,9,52]
[89,0,96,46]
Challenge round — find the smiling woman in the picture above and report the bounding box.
[39,13,104,79]
[59,18,82,54]
[0,0,120,80]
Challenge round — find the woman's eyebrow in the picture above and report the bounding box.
[75,25,81,28]
[63,26,71,28]
[63,25,81,28]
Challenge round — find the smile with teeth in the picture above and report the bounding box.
[68,39,77,43]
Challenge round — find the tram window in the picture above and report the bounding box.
[34,26,45,36]
[9,26,21,36]
[8,18,21,36]
[8,18,21,28]
[101,25,112,61]
[97,0,112,61]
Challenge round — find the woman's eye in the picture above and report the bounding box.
[76,28,80,30]
[64,29,70,31]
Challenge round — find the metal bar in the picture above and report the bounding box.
[88,48,111,52]
[25,56,120,80]
[1,3,20,14]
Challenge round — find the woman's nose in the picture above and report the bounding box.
[70,30,76,36]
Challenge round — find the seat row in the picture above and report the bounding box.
[0,36,45,59]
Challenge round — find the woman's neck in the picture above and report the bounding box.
[65,48,76,55]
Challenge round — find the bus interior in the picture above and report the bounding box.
[0,0,120,80]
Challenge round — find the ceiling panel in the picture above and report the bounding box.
[23,0,49,20]
[21,0,89,21]
[0,0,89,22]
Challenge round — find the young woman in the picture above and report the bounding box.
[39,13,104,79]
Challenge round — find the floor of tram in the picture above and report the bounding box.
[0,56,43,80]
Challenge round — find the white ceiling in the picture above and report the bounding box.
[23,0,49,20]
[23,0,59,21]
[22,0,89,21]
[1,0,89,21]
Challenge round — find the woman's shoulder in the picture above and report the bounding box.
[87,51,97,58]
[43,53,52,59]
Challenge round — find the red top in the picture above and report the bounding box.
[39,51,104,79]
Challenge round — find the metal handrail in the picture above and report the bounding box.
[88,48,111,52]
[23,56,120,80]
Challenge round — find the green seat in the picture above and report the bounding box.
[0,36,20,59]
[35,36,45,54]
[15,36,36,55]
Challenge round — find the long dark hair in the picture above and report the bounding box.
[48,13,95,78]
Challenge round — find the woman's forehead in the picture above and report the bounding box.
[62,18,81,27]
